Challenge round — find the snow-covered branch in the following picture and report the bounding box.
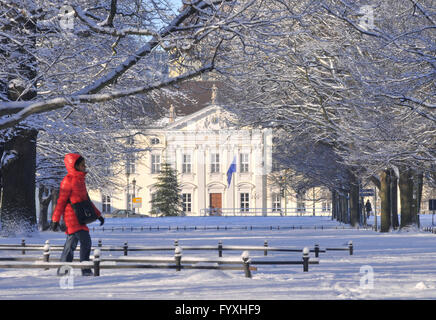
[0,62,213,130]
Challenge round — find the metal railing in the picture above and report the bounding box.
[199,207,332,217]
[0,240,350,277]
[0,239,353,257]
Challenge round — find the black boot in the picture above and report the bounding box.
[81,268,93,276]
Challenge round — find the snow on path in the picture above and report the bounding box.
[0,216,435,300]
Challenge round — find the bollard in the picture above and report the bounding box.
[264,240,268,256]
[43,240,50,270]
[98,239,102,248]
[348,241,353,255]
[241,251,251,278]
[21,239,26,255]
[123,242,128,256]
[218,241,223,258]
[174,246,182,271]
[314,244,320,258]
[302,247,309,272]
[93,248,101,276]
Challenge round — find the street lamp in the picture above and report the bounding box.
[280,175,287,216]
[132,178,136,214]
[126,173,130,211]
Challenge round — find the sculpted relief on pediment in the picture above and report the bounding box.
[195,112,235,131]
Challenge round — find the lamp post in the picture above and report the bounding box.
[282,175,287,216]
[126,173,130,211]
[132,178,136,214]
[313,187,316,216]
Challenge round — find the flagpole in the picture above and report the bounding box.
[227,155,236,216]
[233,167,235,216]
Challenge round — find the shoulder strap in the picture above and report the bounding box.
[67,192,91,204]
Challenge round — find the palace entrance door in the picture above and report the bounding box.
[209,193,222,215]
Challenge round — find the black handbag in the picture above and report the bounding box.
[68,194,98,225]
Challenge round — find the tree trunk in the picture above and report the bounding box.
[361,196,367,227]
[0,127,38,235]
[341,193,348,224]
[51,188,59,219]
[380,169,391,232]
[338,193,346,223]
[399,167,416,228]
[38,185,52,231]
[0,142,3,208]
[336,192,341,222]
[415,175,422,213]
[390,169,399,229]
[349,183,360,227]
[415,172,423,228]
[331,190,336,220]
[0,6,39,236]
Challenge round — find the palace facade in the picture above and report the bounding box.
[88,84,332,216]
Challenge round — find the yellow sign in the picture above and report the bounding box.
[132,197,142,208]
[133,197,142,203]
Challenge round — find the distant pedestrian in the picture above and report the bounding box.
[365,200,372,218]
[50,153,104,276]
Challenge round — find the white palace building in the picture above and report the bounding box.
[88,83,332,217]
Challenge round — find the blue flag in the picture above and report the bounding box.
[227,156,236,187]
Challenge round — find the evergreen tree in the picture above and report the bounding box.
[150,163,182,216]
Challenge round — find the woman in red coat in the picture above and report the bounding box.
[51,153,104,276]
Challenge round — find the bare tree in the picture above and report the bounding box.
[0,0,280,234]
[216,0,435,230]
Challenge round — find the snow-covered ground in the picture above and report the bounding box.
[1,215,436,300]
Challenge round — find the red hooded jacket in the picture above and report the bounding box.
[52,153,101,234]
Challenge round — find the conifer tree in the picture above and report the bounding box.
[150,163,182,216]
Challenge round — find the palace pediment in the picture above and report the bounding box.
[166,105,236,131]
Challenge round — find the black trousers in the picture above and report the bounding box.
[60,230,92,274]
